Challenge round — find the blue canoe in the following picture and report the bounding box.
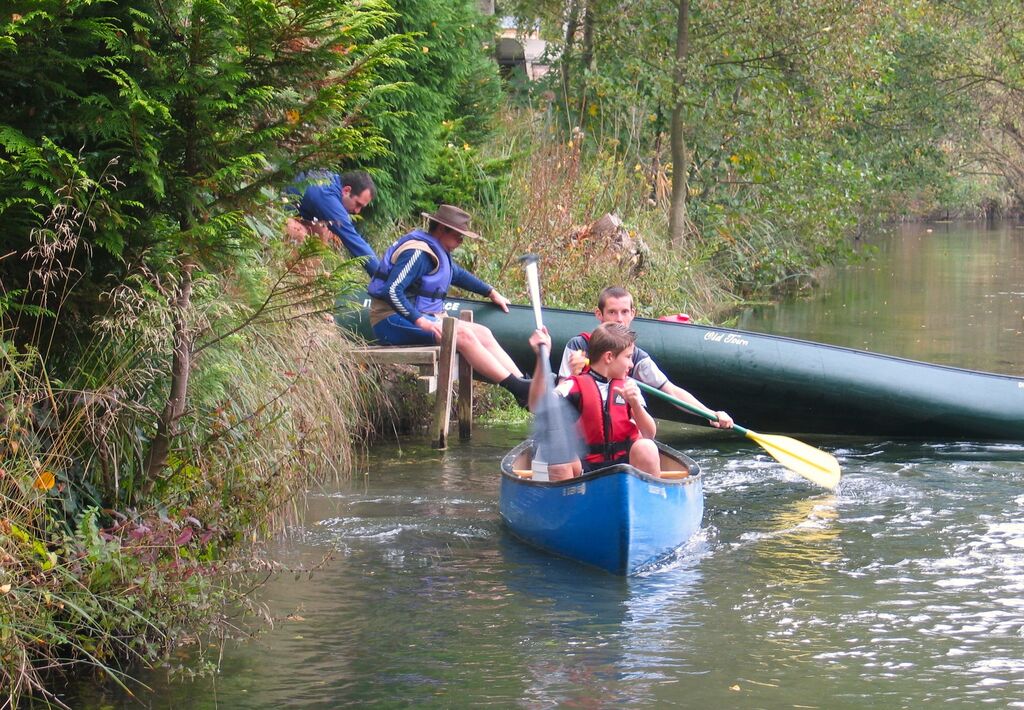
[499,440,703,575]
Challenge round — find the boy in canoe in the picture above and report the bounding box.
[558,286,734,430]
[528,322,661,480]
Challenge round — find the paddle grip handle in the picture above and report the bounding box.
[520,254,544,331]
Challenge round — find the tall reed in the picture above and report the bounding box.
[1,230,380,705]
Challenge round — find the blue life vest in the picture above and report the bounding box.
[368,230,452,314]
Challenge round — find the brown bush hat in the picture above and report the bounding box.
[421,204,481,240]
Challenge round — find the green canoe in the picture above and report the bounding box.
[338,293,1024,441]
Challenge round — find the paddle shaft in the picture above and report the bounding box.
[634,381,750,436]
[520,254,582,469]
[522,256,545,331]
[521,255,554,378]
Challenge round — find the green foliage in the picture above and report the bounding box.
[925,2,1024,213]
[0,2,427,703]
[498,0,1003,291]
[1,494,230,702]
[414,119,512,213]
[362,0,503,219]
[1,0,412,305]
[1,242,380,703]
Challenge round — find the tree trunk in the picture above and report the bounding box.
[579,3,596,120]
[561,0,581,117]
[143,258,195,482]
[668,0,691,248]
[581,4,595,71]
[650,107,663,203]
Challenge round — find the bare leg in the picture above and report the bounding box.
[629,439,661,477]
[548,460,582,482]
[454,323,519,383]
[460,321,523,376]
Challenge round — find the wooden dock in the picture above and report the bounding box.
[351,311,474,448]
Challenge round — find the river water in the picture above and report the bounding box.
[68,224,1024,708]
[737,222,1024,376]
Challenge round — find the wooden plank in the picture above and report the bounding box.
[351,346,438,367]
[432,317,458,449]
[458,310,474,440]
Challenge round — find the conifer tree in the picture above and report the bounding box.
[1,0,413,479]
[363,0,502,218]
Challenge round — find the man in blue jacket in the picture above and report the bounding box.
[368,204,531,404]
[285,170,379,274]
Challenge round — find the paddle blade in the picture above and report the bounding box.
[744,430,841,490]
[631,381,840,490]
[532,386,582,465]
[531,343,582,466]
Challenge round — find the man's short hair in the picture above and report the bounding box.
[341,171,376,200]
[588,322,637,362]
[597,286,633,311]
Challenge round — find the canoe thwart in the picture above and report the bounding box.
[659,470,690,479]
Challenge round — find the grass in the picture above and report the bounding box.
[1,236,384,706]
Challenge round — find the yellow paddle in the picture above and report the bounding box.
[635,381,841,490]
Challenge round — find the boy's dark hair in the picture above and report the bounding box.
[588,322,636,362]
[341,170,376,199]
[597,286,633,311]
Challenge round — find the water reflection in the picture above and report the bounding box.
[741,495,840,588]
[738,222,1024,375]
[496,524,711,707]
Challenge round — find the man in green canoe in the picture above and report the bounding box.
[557,286,735,429]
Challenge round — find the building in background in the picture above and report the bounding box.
[495,17,551,81]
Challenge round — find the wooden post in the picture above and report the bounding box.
[432,316,458,449]
[458,310,474,440]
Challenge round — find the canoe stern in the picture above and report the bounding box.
[499,441,703,575]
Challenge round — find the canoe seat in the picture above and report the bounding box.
[512,469,534,479]
[660,470,690,480]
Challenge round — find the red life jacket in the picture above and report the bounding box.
[571,372,640,465]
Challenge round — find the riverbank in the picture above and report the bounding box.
[1,255,383,704]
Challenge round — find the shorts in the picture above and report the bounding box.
[372,313,439,346]
[581,449,632,474]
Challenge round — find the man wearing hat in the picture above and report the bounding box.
[367,204,531,403]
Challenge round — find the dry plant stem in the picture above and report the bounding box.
[192,253,328,357]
